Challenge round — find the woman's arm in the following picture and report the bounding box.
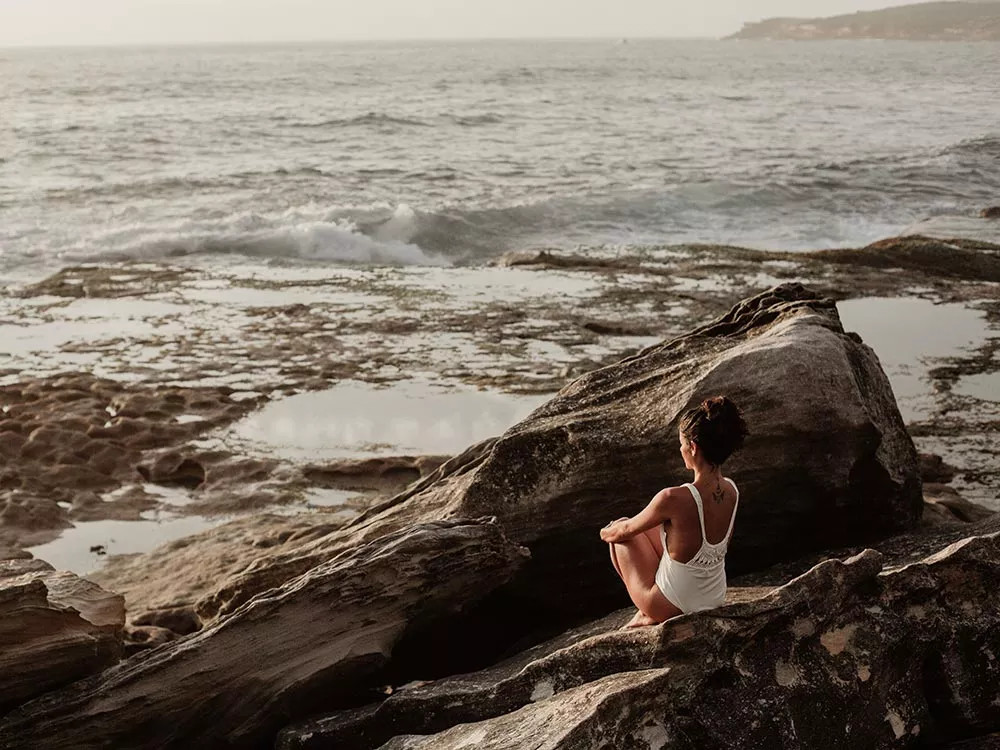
[599,488,673,543]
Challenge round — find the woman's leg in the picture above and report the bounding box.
[609,534,681,625]
[643,527,664,558]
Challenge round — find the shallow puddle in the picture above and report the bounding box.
[304,488,359,507]
[226,379,547,461]
[954,372,1000,402]
[28,513,218,576]
[837,297,992,422]
[389,266,602,304]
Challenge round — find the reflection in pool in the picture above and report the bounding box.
[226,380,547,461]
[838,297,991,423]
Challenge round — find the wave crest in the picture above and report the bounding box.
[64,207,445,267]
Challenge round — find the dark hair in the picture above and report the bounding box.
[679,396,748,466]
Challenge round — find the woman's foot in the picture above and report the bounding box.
[623,610,661,629]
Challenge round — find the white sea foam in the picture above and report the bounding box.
[56,206,447,267]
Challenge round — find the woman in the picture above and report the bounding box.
[600,396,748,628]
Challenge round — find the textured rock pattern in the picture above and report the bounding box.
[0,374,263,547]
[0,518,527,750]
[280,524,1000,750]
[0,556,124,713]
[199,284,922,623]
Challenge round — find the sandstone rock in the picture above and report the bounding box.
[129,605,201,635]
[920,452,958,484]
[0,556,124,714]
[122,624,179,656]
[0,492,72,547]
[199,284,921,629]
[923,485,996,528]
[0,374,267,549]
[0,518,528,749]
[279,526,1000,750]
[302,455,449,493]
[89,512,348,620]
[580,319,654,336]
[136,451,207,488]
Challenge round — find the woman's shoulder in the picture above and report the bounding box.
[655,484,695,505]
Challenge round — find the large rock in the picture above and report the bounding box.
[0,556,124,714]
[199,284,921,629]
[279,519,1000,750]
[0,518,527,750]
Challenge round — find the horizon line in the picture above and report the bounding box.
[0,34,727,50]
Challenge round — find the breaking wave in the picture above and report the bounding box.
[63,206,445,267]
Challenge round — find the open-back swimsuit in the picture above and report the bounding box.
[654,479,739,614]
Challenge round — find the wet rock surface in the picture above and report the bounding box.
[0,374,265,547]
[0,518,528,749]
[0,554,124,713]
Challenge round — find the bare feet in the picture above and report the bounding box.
[623,610,661,629]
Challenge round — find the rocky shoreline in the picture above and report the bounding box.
[0,233,999,748]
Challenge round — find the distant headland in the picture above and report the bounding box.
[728,1,1000,41]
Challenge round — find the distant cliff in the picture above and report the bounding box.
[728,1,1000,41]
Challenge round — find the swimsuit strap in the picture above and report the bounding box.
[724,477,740,539]
[685,483,707,544]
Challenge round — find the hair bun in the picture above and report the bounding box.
[702,396,727,419]
[680,395,749,465]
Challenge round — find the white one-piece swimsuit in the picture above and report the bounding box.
[655,479,739,614]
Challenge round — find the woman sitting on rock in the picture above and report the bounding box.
[601,396,748,628]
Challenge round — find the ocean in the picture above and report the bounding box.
[2,38,999,276]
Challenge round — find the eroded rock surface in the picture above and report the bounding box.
[0,374,264,547]
[90,512,346,630]
[0,555,124,713]
[0,518,528,750]
[280,523,1000,750]
[199,284,922,629]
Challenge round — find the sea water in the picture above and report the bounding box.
[3,39,1000,277]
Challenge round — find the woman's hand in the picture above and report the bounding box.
[600,517,632,543]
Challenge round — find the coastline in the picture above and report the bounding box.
[0,230,998,747]
[1,231,997,573]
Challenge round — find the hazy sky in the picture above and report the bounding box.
[0,0,918,47]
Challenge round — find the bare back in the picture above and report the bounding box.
[663,478,738,565]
